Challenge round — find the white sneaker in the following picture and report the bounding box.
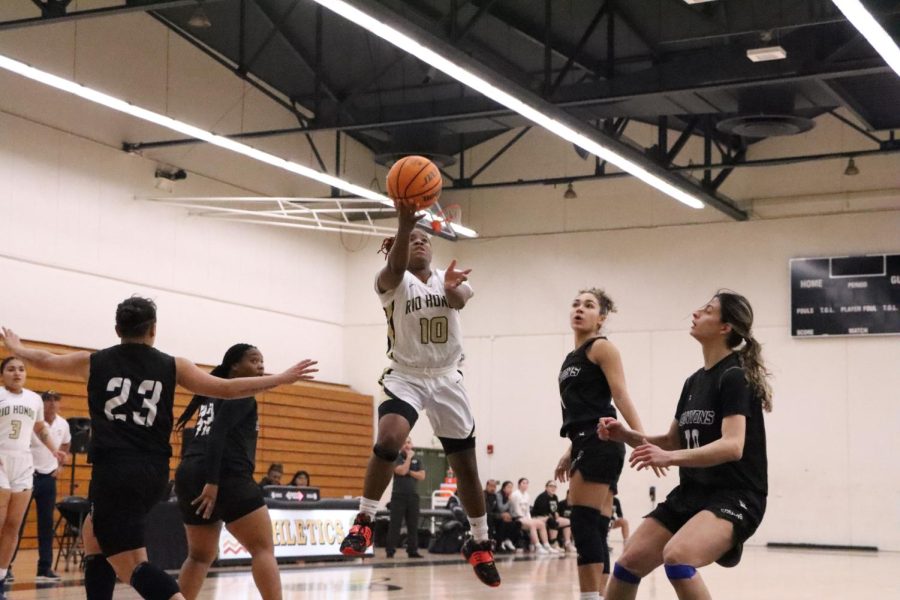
[564,542,576,553]
[502,539,516,552]
[548,544,563,554]
[535,545,549,555]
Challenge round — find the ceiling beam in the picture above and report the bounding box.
[0,0,204,31]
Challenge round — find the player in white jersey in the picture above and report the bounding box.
[0,357,66,597]
[339,199,500,587]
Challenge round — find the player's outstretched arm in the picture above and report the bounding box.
[443,259,473,309]
[0,327,90,379]
[630,415,746,471]
[377,198,424,293]
[175,357,318,399]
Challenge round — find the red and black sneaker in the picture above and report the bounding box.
[340,513,373,556]
[461,538,501,587]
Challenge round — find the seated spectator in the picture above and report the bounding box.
[610,492,630,543]
[290,470,310,487]
[258,463,284,487]
[532,480,573,552]
[485,479,519,553]
[510,478,555,554]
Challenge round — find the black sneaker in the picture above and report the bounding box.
[461,538,501,587]
[340,513,374,557]
[715,542,743,568]
[3,570,12,583]
[385,550,395,558]
[407,552,424,558]
[36,570,62,582]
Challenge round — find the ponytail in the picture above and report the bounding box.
[716,291,773,413]
[738,336,773,412]
[175,343,256,431]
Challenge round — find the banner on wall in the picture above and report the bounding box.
[790,253,900,337]
[217,508,371,563]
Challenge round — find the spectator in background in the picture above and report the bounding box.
[609,491,630,543]
[289,470,310,487]
[509,478,554,554]
[386,438,425,559]
[488,480,519,553]
[258,463,283,488]
[532,480,573,552]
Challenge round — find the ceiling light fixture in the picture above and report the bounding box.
[0,52,476,238]
[831,0,900,78]
[187,2,212,29]
[746,46,787,62]
[843,157,859,176]
[563,182,578,199]
[311,0,705,211]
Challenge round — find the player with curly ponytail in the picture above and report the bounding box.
[599,290,771,600]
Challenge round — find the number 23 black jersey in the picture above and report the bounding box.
[87,343,176,462]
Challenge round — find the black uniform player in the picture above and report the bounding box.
[601,291,771,600]
[174,343,283,600]
[0,297,317,600]
[553,289,652,600]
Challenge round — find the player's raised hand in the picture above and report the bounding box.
[630,440,674,471]
[395,197,426,228]
[444,259,472,290]
[597,417,628,442]
[279,360,319,384]
[0,327,25,354]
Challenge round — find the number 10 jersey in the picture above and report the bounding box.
[87,343,176,462]
[377,269,470,370]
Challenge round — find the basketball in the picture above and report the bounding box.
[386,155,442,210]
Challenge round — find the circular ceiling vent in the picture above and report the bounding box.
[717,114,815,138]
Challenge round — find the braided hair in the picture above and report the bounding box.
[175,343,256,431]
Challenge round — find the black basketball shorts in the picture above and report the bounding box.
[647,484,766,547]
[568,427,626,486]
[175,458,265,526]
[88,457,169,556]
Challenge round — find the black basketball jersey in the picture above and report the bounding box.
[559,337,616,437]
[87,344,176,462]
[182,397,258,484]
[675,352,768,495]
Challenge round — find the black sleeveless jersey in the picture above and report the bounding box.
[182,397,258,484]
[675,352,768,495]
[87,344,176,462]
[558,337,617,437]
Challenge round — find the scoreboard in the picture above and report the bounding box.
[790,254,900,337]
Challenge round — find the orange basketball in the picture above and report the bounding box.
[386,155,442,210]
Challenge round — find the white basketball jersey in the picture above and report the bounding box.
[0,388,43,453]
[376,269,470,370]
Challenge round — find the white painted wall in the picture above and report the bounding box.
[344,211,900,550]
[0,108,347,379]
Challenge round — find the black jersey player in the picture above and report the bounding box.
[553,288,655,600]
[173,343,281,600]
[600,291,771,600]
[0,297,317,600]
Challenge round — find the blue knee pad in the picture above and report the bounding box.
[613,563,641,585]
[664,563,697,580]
[130,562,180,600]
[571,505,607,566]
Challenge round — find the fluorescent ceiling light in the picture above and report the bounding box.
[312,0,706,210]
[746,46,787,62]
[683,0,718,4]
[0,53,476,238]
[832,0,900,77]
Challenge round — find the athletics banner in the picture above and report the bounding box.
[217,507,372,562]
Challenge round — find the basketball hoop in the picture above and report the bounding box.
[430,204,462,235]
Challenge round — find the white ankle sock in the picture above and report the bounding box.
[468,515,489,542]
[0,567,7,579]
[579,593,600,600]
[359,497,379,519]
